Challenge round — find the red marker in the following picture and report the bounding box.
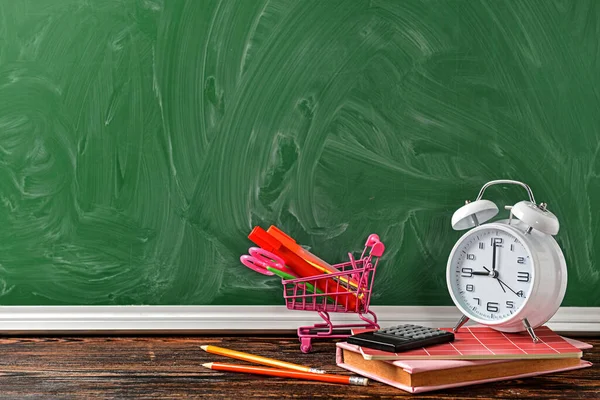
[267,225,359,289]
[248,227,358,310]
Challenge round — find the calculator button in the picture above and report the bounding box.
[350,324,455,353]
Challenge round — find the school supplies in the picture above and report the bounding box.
[281,234,384,353]
[266,225,358,288]
[247,226,358,310]
[241,229,385,352]
[265,267,298,281]
[336,338,592,393]
[200,345,325,374]
[266,267,332,301]
[240,247,294,277]
[354,326,583,361]
[202,362,369,386]
[347,324,455,353]
[239,241,334,303]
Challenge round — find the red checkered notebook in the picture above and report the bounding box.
[356,326,582,360]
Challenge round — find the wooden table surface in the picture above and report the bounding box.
[0,334,596,399]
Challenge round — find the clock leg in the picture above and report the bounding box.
[453,315,469,332]
[523,318,540,343]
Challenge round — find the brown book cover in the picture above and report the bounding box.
[336,341,592,393]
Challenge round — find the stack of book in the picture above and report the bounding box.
[336,326,592,393]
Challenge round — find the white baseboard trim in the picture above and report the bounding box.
[0,306,597,334]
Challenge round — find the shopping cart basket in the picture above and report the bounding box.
[281,234,385,353]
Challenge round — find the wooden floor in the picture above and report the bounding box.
[0,334,597,399]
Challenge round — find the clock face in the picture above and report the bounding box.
[448,226,535,322]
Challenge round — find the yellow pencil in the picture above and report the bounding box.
[200,345,326,374]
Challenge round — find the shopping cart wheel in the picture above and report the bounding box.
[300,338,313,353]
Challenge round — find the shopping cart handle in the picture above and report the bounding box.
[370,241,385,257]
[365,234,380,247]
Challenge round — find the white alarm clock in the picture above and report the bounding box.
[446,180,567,342]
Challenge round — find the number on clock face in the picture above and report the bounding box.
[449,228,534,321]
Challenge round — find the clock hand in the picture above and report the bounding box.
[491,242,497,272]
[495,277,506,293]
[482,266,498,278]
[472,270,491,276]
[483,266,505,292]
[497,278,523,297]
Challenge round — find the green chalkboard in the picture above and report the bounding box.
[0,0,598,306]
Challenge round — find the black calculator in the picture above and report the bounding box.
[347,324,455,353]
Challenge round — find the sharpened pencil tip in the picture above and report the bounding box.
[202,363,213,368]
[200,345,208,351]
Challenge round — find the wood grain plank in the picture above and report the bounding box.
[0,336,596,399]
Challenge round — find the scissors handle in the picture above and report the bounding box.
[240,254,274,276]
[240,247,293,276]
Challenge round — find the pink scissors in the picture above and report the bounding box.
[240,247,296,277]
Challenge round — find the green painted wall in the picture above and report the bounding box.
[0,0,598,306]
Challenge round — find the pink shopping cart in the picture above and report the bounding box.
[281,234,385,353]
